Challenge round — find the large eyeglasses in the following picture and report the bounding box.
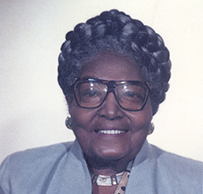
[73,78,150,111]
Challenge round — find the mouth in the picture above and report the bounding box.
[95,129,129,135]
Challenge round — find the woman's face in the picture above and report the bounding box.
[68,53,153,163]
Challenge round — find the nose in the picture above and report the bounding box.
[97,92,124,120]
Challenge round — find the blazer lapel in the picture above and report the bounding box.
[125,140,158,194]
[46,140,92,194]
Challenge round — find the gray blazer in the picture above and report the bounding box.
[0,140,202,193]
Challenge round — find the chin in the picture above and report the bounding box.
[93,150,129,161]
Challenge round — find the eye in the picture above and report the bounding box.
[125,91,143,100]
[82,89,98,97]
[76,81,107,104]
[126,91,137,98]
[116,84,146,102]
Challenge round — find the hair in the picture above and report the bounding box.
[58,9,171,115]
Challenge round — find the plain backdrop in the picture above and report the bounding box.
[0,0,203,164]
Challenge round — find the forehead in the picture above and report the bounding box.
[79,53,142,81]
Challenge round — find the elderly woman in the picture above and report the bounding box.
[0,10,202,194]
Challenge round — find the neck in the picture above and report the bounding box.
[85,155,132,176]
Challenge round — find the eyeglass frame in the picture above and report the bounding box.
[71,77,151,111]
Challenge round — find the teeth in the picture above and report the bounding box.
[99,130,126,134]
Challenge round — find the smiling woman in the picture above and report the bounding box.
[0,9,202,194]
[69,53,153,168]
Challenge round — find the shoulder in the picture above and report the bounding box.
[129,143,202,193]
[0,142,77,193]
[150,143,202,170]
[149,143,202,189]
[3,141,74,166]
[0,142,74,181]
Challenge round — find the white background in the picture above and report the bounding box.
[0,0,203,164]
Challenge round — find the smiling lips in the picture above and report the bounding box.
[95,129,128,135]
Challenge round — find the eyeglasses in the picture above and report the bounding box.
[73,78,150,111]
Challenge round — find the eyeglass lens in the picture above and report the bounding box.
[74,81,148,111]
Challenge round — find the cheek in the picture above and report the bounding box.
[68,100,102,156]
[128,101,153,130]
[68,101,95,131]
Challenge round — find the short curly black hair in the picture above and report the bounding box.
[58,9,171,115]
